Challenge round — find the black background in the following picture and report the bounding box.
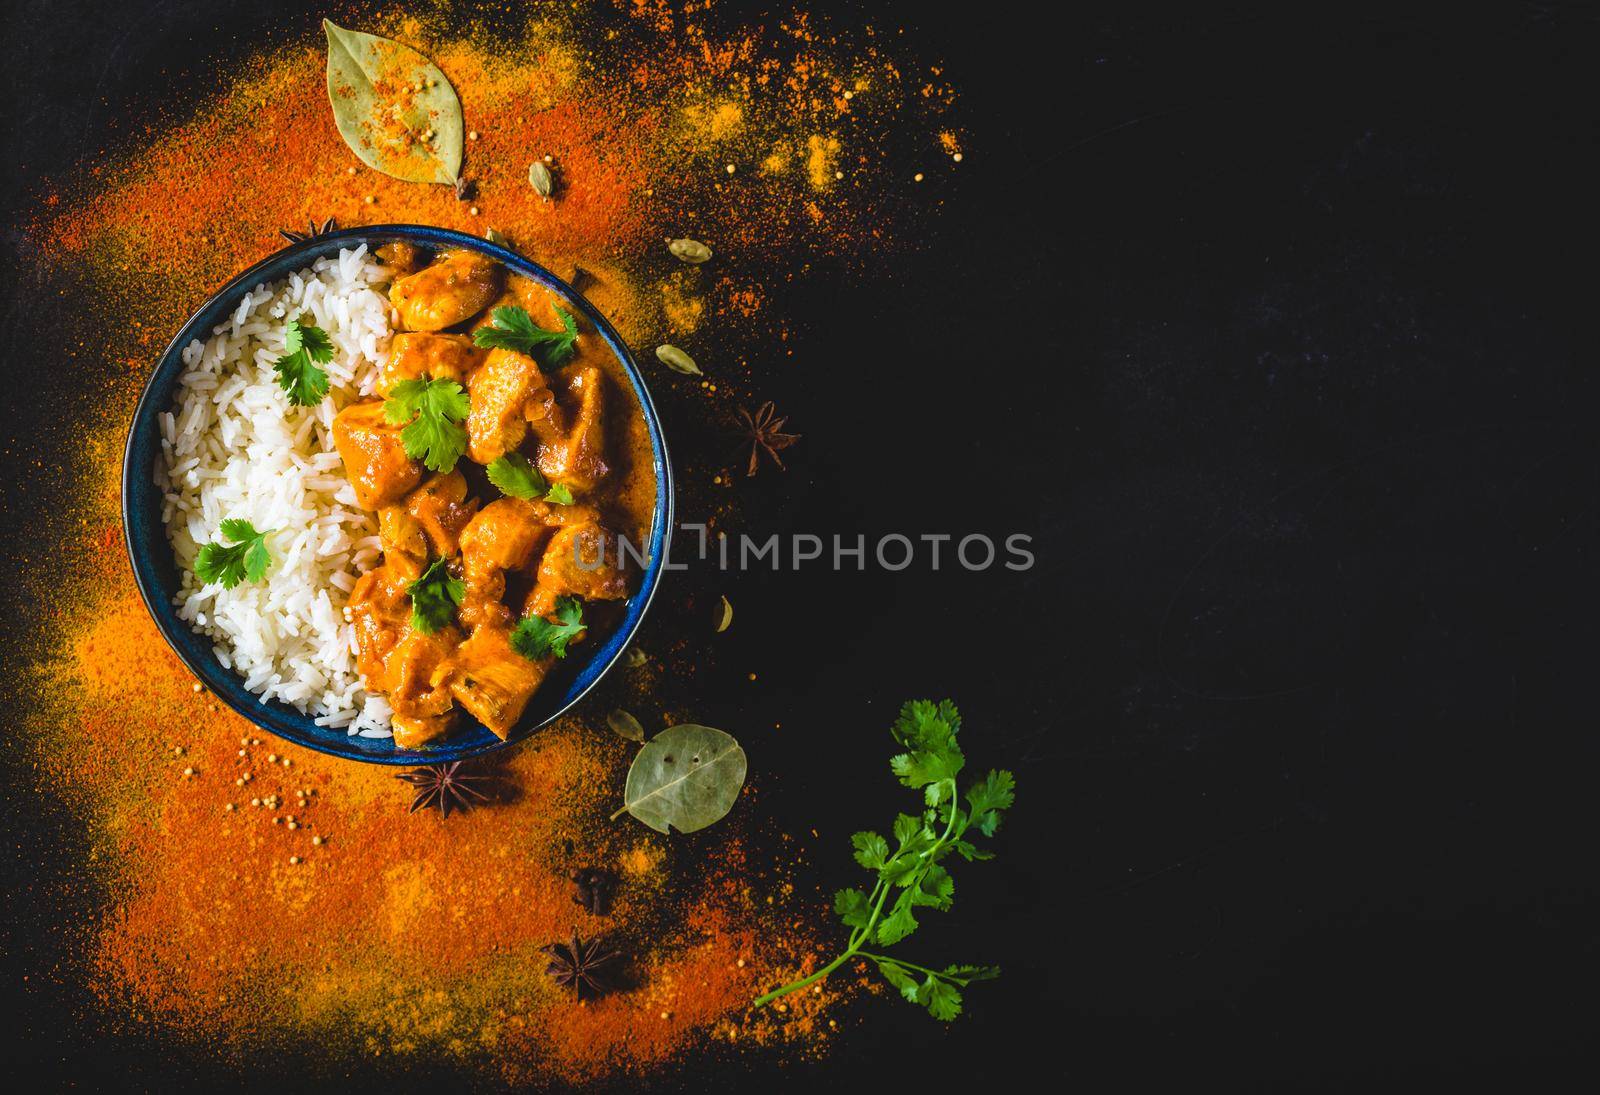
[4,0,1599,1089]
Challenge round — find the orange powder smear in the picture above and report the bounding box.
[50,560,838,1083]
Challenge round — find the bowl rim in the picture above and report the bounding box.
[121,224,674,766]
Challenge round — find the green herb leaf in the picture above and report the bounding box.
[610,724,748,834]
[486,451,548,499]
[917,976,964,1021]
[851,831,890,870]
[384,377,470,473]
[288,318,334,362]
[881,855,924,888]
[909,865,955,910]
[511,595,585,660]
[874,960,921,1004]
[888,698,965,791]
[949,839,995,862]
[194,519,274,589]
[942,964,1002,983]
[323,20,463,185]
[472,305,579,367]
[544,481,574,505]
[752,697,1013,1021]
[892,812,926,846]
[272,318,333,406]
[965,768,1016,837]
[833,888,873,930]
[406,557,464,634]
[875,898,919,945]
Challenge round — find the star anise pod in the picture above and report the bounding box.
[394,761,493,818]
[569,867,617,915]
[735,401,801,477]
[278,216,338,244]
[542,933,622,999]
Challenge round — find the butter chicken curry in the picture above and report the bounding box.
[333,243,654,747]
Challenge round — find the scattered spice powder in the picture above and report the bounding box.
[11,1,960,1084]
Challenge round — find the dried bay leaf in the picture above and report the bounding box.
[607,709,645,742]
[485,228,512,248]
[668,237,713,264]
[609,725,747,834]
[324,20,463,185]
[656,344,702,376]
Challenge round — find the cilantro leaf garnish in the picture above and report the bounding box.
[472,305,579,367]
[405,557,464,634]
[273,317,334,406]
[194,518,274,589]
[485,452,549,499]
[753,699,1014,1021]
[486,452,577,505]
[511,595,585,660]
[384,377,470,473]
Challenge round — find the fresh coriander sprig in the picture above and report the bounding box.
[753,699,1014,1020]
[511,596,584,659]
[384,376,470,473]
[406,558,464,634]
[472,305,579,367]
[273,317,334,406]
[194,519,274,589]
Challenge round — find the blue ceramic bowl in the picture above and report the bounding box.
[122,225,673,765]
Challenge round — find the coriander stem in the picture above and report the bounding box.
[756,873,895,1007]
[751,952,852,1007]
[854,951,973,984]
[846,877,888,950]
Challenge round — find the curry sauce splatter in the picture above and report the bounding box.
[10,1,958,1084]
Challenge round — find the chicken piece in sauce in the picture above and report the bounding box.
[378,333,485,396]
[332,401,423,510]
[347,564,413,683]
[404,470,478,557]
[348,563,462,748]
[525,521,630,617]
[375,240,426,276]
[377,506,428,571]
[466,348,550,465]
[384,627,462,748]
[457,498,552,629]
[443,625,549,739]
[535,364,610,492]
[389,249,504,332]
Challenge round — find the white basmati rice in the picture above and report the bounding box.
[155,246,396,736]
